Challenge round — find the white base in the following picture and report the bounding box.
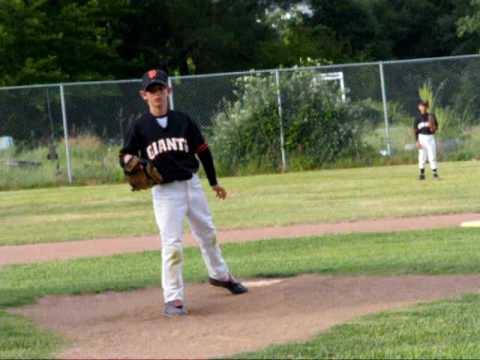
[460,221,480,228]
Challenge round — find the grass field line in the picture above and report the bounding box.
[2,212,479,266]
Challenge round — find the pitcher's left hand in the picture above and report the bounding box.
[212,185,227,200]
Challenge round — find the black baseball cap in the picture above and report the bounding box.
[142,69,168,91]
[418,100,429,107]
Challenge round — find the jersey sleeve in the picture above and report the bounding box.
[197,147,218,186]
[185,115,219,185]
[431,113,439,128]
[412,117,419,140]
[186,116,207,153]
[120,121,142,156]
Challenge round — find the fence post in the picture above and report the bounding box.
[168,77,175,110]
[59,84,73,184]
[46,88,55,142]
[275,69,287,171]
[379,62,392,156]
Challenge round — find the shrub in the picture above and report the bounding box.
[209,70,375,175]
[209,74,281,175]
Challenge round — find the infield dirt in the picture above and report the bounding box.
[1,212,479,266]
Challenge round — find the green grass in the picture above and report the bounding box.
[235,294,480,359]
[1,160,480,246]
[2,227,480,308]
[2,227,480,359]
[0,311,62,360]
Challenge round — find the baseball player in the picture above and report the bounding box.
[120,69,247,317]
[413,100,439,180]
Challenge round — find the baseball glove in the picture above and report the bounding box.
[120,154,164,191]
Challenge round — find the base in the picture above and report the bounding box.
[460,221,480,228]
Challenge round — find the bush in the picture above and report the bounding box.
[208,74,281,175]
[209,70,375,175]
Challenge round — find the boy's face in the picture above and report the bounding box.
[140,84,170,108]
[418,104,427,114]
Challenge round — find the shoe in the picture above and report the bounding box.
[164,299,187,317]
[418,174,425,180]
[433,173,439,180]
[208,274,248,295]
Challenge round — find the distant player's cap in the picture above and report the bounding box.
[142,69,168,91]
[418,100,429,107]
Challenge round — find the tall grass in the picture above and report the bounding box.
[0,134,124,190]
[2,123,480,191]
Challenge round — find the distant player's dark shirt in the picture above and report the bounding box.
[121,110,217,185]
[413,113,437,139]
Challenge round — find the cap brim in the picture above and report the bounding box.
[144,80,168,90]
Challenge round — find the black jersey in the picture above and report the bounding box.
[413,113,437,137]
[121,110,210,184]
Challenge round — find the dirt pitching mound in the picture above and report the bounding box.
[9,275,480,359]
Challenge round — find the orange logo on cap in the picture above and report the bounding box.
[148,70,157,79]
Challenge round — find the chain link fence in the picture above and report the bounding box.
[1,54,479,189]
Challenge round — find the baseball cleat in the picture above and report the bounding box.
[418,174,425,180]
[208,274,248,295]
[433,173,439,179]
[164,299,187,317]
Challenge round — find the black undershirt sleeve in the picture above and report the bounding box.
[119,122,142,167]
[432,113,439,129]
[197,147,218,187]
[413,118,419,141]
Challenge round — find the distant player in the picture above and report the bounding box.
[413,100,439,180]
[120,69,247,317]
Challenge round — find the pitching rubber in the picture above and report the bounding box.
[460,221,480,228]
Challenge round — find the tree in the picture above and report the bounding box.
[307,0,377,61]
[0,0,59,85]
[119,0,275,76]
[1,0,478,86]
[457,0,480,52]
[305,0,476,61]
[255,4,348,67]
[0,0,132,85]
[369,0,474,59]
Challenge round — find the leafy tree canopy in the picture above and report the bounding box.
[0,0,479,86]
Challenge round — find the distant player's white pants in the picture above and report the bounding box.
[152,174,230,303]
[418,134,438,170]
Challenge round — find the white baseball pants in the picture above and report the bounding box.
[418,134,438,170]
[151,174,230,303]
